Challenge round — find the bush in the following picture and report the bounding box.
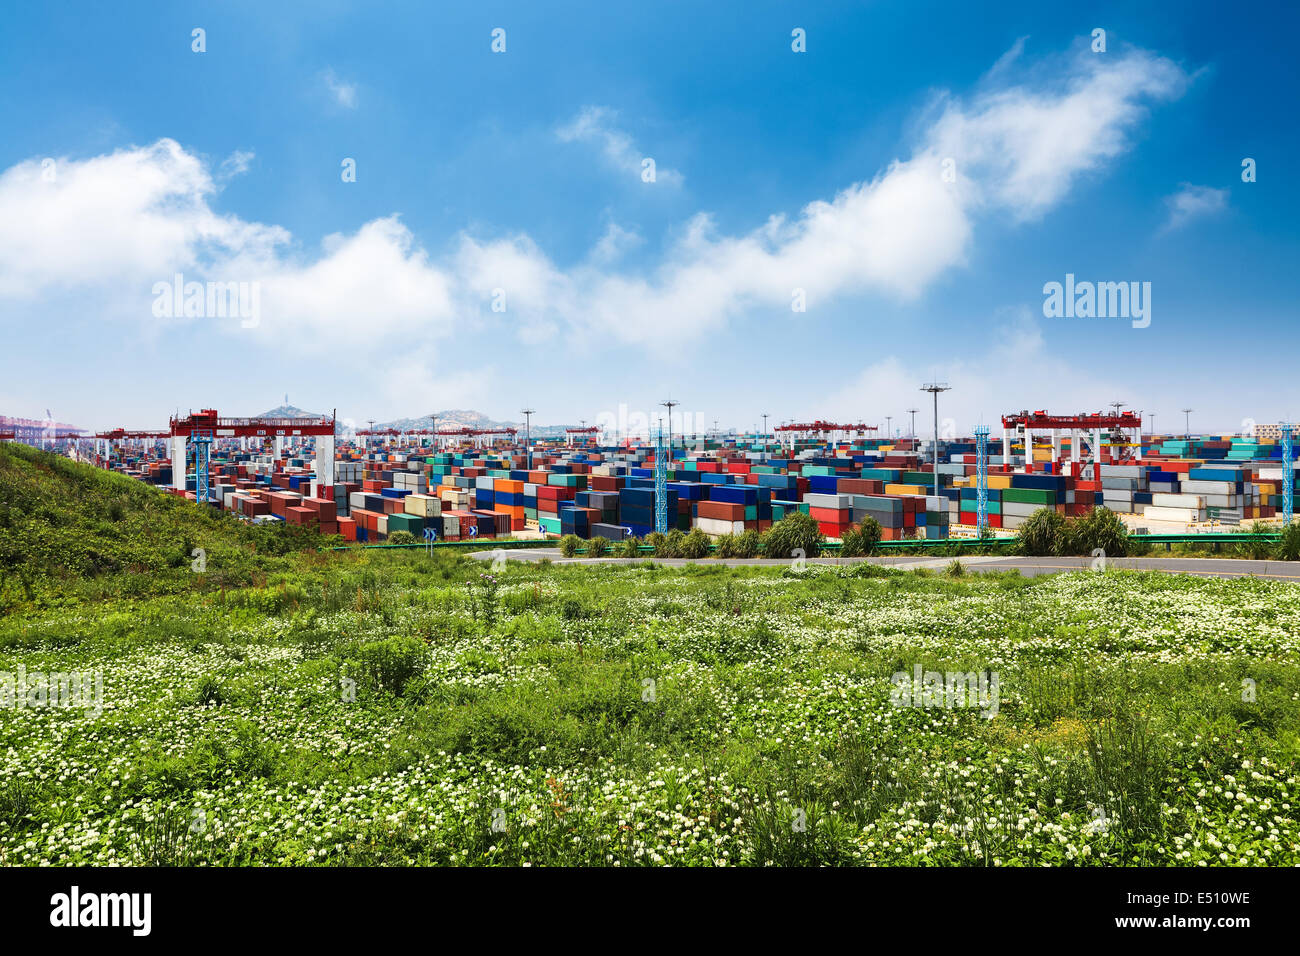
[839,517,881,557]
[1237,521,1275,560]
[1277,522,1300,561]
[1016,507,1069,556]
[618,536,641,558]
[386,530,416,545]
[651,529,686,558]
[679,528,711,559]
[347,635,427,695]
[735,529,761,559]
[559,534,582,557]
[761,512,824,559]
[713,533,737,558]
[586,536,609,557]
[1068,506,1129,557]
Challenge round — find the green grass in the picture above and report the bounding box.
[0,442,334,612]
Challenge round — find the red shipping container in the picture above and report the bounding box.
[304,498,337,522]
[286,506,316,526]
[698,500,745,522]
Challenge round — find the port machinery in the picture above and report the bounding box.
[565,425,599,447]
[774,420,878,448]
[92,409,338,499]
[357,426,519,450]
[1000,410,1143,470]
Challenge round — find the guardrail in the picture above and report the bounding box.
[328,531,1284,556]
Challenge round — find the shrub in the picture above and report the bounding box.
[735,529,761,558]
[386,529,416,545]
[586,536,609,557]
[1067,506,1129,557]
[618,536,641,558]
[679,528,711,559]
[651,529,686,558]
[761,512,824,559]
[348,635,427,695]
[1237,521,1275,560]
[1016,507,1068,556]
[1277,521,1300,561]
[713,533,737,558]
[839,517,881,557]
[559,534,582,557]
[945,559,965,577]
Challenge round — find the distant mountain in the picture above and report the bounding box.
[379,409,571,438]
[254,404,330,421]
[250,406,571,439]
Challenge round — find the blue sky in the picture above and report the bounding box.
[1,0,1296,435]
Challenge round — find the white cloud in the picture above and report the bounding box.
[0,43,1190,358]
[557,106,683,186]
[0,139,286,299]
[323,70,358,109]
[1162,182,1228,231]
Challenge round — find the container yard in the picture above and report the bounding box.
[25,405,1291,546]
[7,0,1300,914]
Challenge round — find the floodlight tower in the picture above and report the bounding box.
[655,422,668,534]
[906,408,919,440]
[521,408,535,469]
[660,399,679,456]
[885,416,892,441]
[1283,421,1294,527]
[1182,408,1193,438]
[762,413,769,443]
[920,383,951,498]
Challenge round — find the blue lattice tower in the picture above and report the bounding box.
[974,424,989,537]
[1283,421,1294,527]
[654,427,668,534]
[191,429,213,504]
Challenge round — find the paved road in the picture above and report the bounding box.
[468,549,1300,581]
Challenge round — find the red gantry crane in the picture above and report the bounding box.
[1000,410,1142,467]
[774,420,878,447]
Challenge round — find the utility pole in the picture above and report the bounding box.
[906,407,918,441]
[1182,407,1193,438]
[521,408,534,469]
[920,384,950,498]
[660,399,679,456]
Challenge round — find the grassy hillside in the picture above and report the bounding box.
[0,442,329,611]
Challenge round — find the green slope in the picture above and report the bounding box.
[0,442,326,611]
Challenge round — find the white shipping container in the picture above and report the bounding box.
[695,517,745,536]
[1151,492,1205,509]
[1141,505,1205,522]
[1181,479,1238,493]
[403,493,442,517]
